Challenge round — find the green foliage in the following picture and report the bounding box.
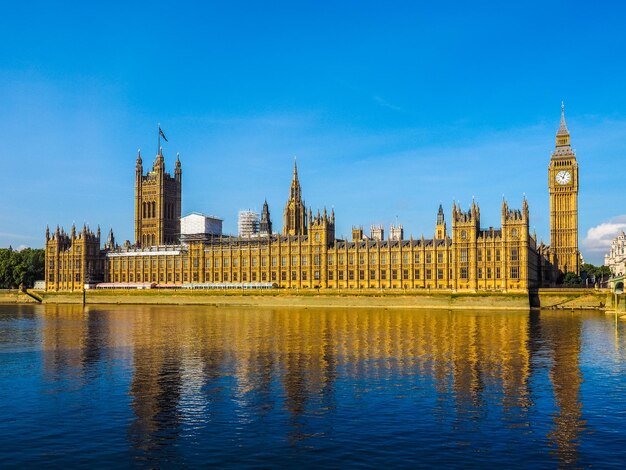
[580,263,596,277]
[580,263,612,285]
[562,272,583,287]
[0,247,45,288]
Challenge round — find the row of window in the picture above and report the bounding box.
[108,266,521,283]
[49,274,81,282]
[107,247,523,274]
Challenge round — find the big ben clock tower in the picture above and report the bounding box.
[548,103,579,275]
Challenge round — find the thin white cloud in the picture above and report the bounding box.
[373,95,403,112]
[0,232,39,241]
[582,215,626,256]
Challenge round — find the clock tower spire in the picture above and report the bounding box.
[548,102,579,277]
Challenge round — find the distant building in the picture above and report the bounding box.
[259,200,273,236]
[435,204,447,239]
[352,226,364,241]
[181,213,223,243]
[605,231,626,276]
[238,210,259,238]
[370,225,384,241]
[389,224,404,241]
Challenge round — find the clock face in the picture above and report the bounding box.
[555,170,572,185]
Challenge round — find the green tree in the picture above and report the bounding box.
[562,272,583,287]
[0,247,15,288]
[579,263,612,287]
[0,247,45,288]
[580,263,596,278]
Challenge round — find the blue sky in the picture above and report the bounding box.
[1,1,625,264]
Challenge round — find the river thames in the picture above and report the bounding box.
[1,304,625,468]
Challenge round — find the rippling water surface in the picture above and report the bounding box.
[1,304,626,468]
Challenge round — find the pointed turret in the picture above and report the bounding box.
[436,204,444,225]
[522,196,529,219]
[501,198,509,218]
[290,157,301,200]
[45,225,50,241]
[259,199,273,236]
[435,204,446,239]
[175,152,182,183]
[556,101,571,147]
[154,146,164,170]
[106,228,115,250]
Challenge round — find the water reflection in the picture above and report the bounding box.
[29,306,598,466]
[540,312,585,466]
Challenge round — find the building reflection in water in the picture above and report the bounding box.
[539,311,586,466]
[38,305,588,465]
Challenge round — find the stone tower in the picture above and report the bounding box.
[309,207,335,247]
[435,204,447,239]
[451,200,481,289]
[548,103,579,275]
[259,199,272,236]
[502,198,530,286]
[283,159,307,236]
[135,148,182,246]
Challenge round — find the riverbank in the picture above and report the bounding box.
[37,288,531,309]
[532,288,612,310]
[3,288,611,310]
[0,289,38,304]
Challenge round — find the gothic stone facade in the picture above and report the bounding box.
[46,108,581,292]
[101,200,538,291]
[45,224,104,291]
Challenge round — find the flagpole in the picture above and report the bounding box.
[157,122,160,154]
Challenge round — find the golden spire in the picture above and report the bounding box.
[556,101,571,147]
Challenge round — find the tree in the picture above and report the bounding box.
[579,263,612,287]
[580,263,596,278]
[0,247,45,288]
[562,272,583,287]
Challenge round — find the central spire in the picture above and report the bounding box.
[436,204,444,225]
[284,158,307,236]
[290,157,301,200]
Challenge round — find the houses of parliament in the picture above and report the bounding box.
[44,106,580,292]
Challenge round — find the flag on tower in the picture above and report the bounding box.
[158,126,168,142]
